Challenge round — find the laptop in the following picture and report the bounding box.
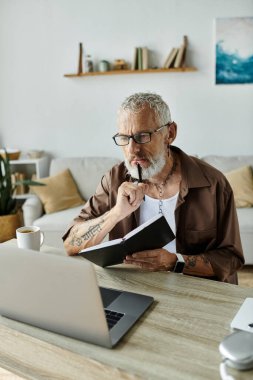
[230,298,253,333]
[0,246,154,348]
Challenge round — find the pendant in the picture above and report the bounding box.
[159,199,163,214]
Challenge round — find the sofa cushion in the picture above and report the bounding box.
[49,157,121,200]
[225,166,253,208]
[30,169,84,214]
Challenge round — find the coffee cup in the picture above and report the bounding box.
[16,226,44,251]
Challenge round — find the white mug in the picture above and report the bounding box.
[16,226,44,251]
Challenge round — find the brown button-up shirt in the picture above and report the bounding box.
[63,146,244,284]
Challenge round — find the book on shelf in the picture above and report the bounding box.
[163,48,179,68]
[78,214,175,267]
[137,47,143,70]
[131,46,149,71]
[174,35,188,68]
[142,47,149,70]
[131,47,138,70]
[11,172,26,195]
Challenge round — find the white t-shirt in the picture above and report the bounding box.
[139,193,178,253]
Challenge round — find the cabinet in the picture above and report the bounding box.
[10,156,49,199]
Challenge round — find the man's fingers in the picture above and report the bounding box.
[123,259,166,271]
[132,251,158,259]
[123,259,155,270]
[128,191,136,205]
[119,182,146,207]
[125,256,157,264]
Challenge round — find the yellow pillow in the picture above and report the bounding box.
[225,166,253,208]
[30,169,84,214]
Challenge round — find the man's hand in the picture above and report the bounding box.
[124,249,177,271]
[125,249,216,277]
[113,181,147,220]
[64,181,147,256]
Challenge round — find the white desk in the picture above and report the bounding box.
[0,241,253,380]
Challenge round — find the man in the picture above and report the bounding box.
[63,92,244,284]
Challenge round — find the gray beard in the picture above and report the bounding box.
[124,154,166,180]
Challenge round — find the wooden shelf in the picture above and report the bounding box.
[64,67,197,78]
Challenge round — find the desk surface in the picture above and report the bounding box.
[0,241,253,380]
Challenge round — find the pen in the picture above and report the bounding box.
[137,163,145,201]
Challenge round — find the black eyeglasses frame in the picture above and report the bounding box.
[112,122,172,146]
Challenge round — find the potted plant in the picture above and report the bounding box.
[0,150,45,242]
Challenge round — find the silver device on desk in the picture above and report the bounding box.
[219,330,253,371]
[0,246,153,348]
[219,298,253,375]
[230,298,253,333]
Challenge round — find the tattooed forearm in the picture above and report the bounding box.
[183,254,214,277]
[69,219,105,247]
[184,255,210,269]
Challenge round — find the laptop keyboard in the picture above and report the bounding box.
[104,309,124,330]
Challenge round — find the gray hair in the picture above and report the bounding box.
[119,92,172,125]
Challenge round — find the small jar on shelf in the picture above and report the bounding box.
[85,54,94,72]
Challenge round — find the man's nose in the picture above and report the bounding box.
[127,137,140,154]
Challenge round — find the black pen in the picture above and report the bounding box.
[137,163,145,201]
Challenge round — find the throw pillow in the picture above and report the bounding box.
[225,165,253,208]
[30,169,84,214]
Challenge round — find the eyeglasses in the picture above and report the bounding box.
[112,123,171,146]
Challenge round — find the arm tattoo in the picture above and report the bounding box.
[70,236,83,247]
[81,223,103,240]
[185,256,197,268]
[184,255,210,269]
[69,219,105,247]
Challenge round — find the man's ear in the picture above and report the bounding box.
[166,122,177,144]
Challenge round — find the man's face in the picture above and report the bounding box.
[117,106,169,180]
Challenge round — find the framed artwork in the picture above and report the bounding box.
[215,17,253,85]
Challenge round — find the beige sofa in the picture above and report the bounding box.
[23,155,253,264]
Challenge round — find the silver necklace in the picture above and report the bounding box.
[159,199,163,214]
[154,157,177,214]
[155,183,165,214]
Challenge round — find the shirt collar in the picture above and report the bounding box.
[171,146,211,189]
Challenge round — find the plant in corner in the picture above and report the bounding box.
[0,150,45,242]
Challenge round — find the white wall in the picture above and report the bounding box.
[0,0,252,160]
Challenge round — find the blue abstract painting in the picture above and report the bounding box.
[215,17,253,85]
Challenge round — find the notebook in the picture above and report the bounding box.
[0,246,154,348]
[230,298,253,333]
[79,214,175,267]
